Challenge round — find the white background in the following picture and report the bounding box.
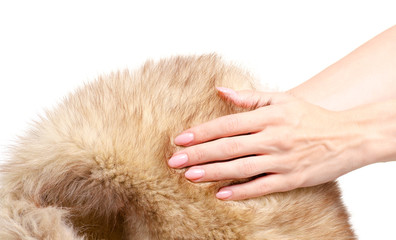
[0,1,395,239]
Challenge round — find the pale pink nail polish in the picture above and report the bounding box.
[168,154,188,167]
[174,133,194,145]
[216,189,233,199]
[185,168,205,180]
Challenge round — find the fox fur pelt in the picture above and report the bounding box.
[0,55,356,239]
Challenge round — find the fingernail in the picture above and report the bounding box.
[216,189,233,199]
[168,153,188,168]
[174,133,194,145]
[216,87,238,97]
[185,168,205,180]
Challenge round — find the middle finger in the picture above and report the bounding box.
[168,133,264,168]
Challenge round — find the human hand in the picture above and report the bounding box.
[168,87,368,200]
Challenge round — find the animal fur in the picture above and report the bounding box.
[0,55,356,239]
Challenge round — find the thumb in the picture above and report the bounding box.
[216,87,283,109]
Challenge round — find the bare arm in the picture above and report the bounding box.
[288,25,396,111]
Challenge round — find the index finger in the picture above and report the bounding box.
[174,108,267,146]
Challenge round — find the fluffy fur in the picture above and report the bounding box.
[0,55,356,239]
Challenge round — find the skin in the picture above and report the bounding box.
[168,25,396,200]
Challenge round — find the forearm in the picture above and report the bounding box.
[341,99,396,166]
[288,25,396,111]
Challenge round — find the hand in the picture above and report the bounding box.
[168,87,367,200]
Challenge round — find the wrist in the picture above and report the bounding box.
[340,100,396,166]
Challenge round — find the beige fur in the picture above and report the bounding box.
[0,55,356,239]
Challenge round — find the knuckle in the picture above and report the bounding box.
[236,189,249,200]
[257,181,271,195]
[278,158,294,172]
[239,158,258,177]
[265,135,284,151]
[210,165,223,180]
[283,178,296,191]
[222,139,241,157]
[268,134,282,147]
[189,147,204,163]
[293,173,307,188]
[287,180,299,192]
[280,136,293,150]
[223,115,240,133]
[281,174,302,192]
[263,128,292,151]
[267,107,286,123]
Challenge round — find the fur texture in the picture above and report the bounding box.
[0,55,356,239]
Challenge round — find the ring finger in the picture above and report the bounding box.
[184,155,281,182]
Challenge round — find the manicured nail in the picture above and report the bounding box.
[216,87,238,97]
[168,153,188,167]
[216,189,233,199]
[174,133,194,145]
[185,168,205,180]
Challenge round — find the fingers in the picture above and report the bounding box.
[184,155,281,182]
[174,109,265,146]
[169,133,273,168]
[215,174,296,201]
[174,88,287,146]
[170,88,299,200]
[170,135,254,168]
